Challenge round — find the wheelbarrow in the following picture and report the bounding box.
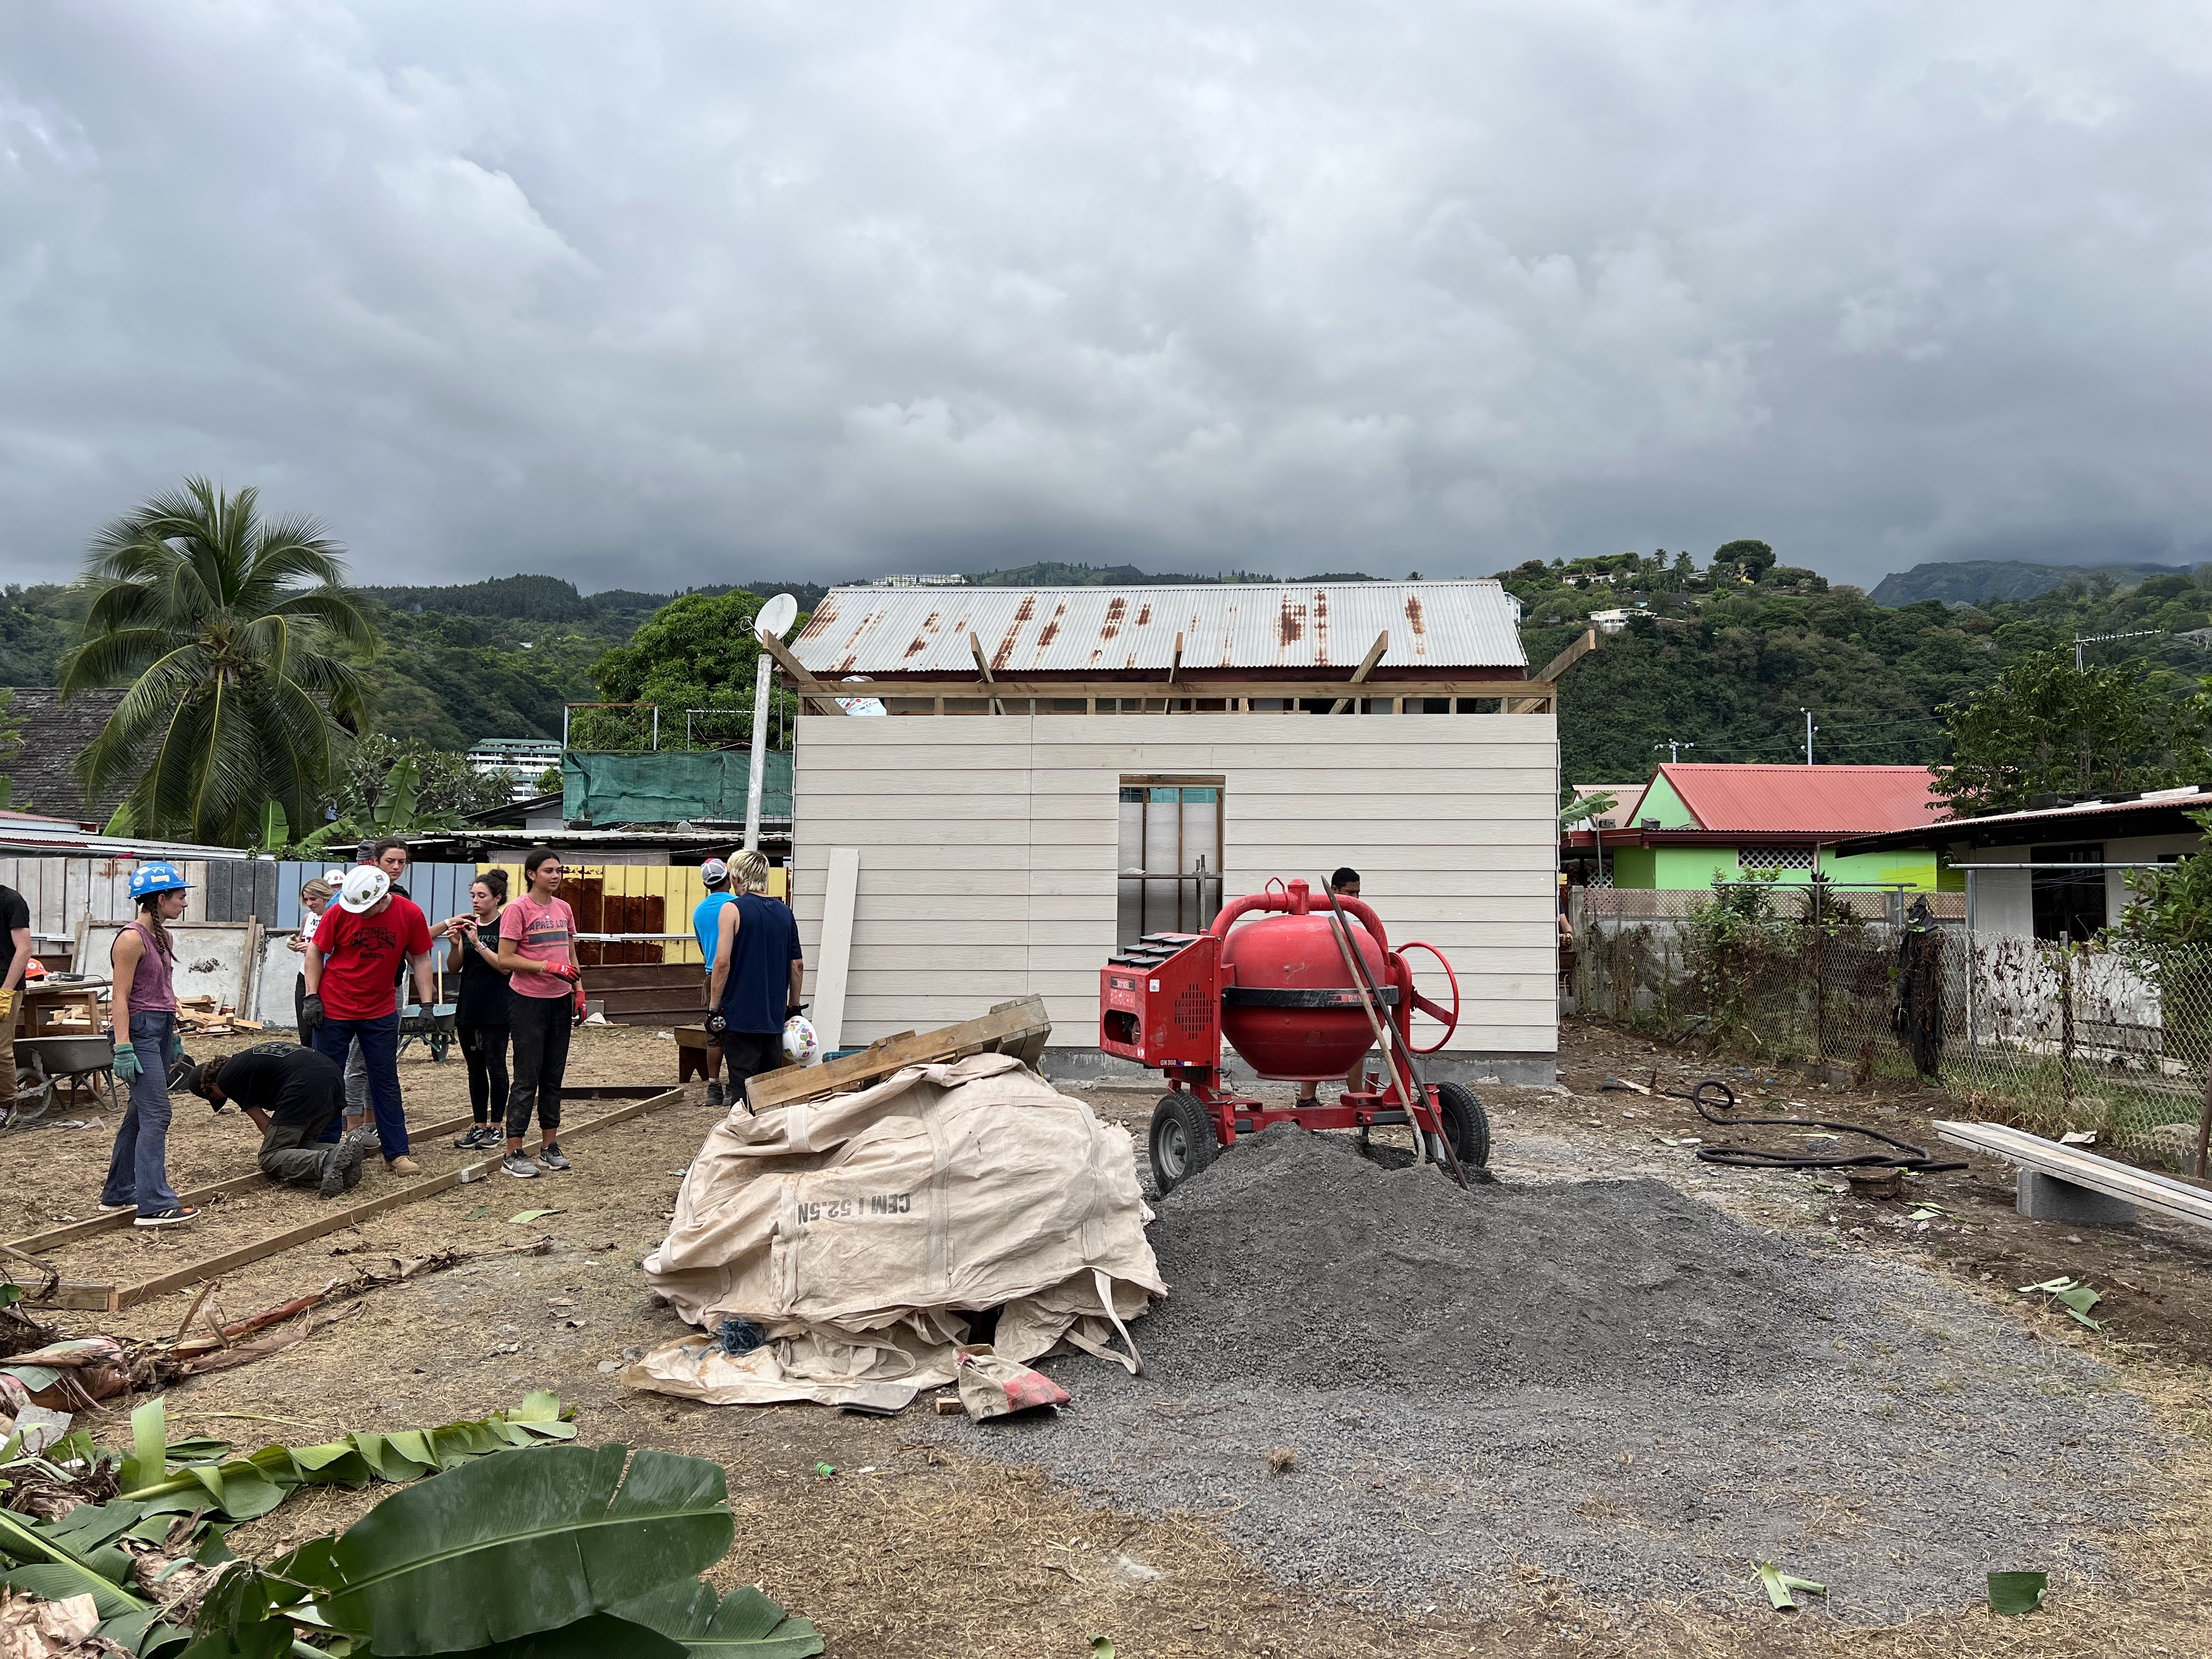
[8,1033,121,1130]
[398,998,457,1063]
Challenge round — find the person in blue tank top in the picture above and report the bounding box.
[706,851,803,1108]
[690,858,736,1105]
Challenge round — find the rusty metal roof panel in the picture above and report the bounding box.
[790,582,1527,676]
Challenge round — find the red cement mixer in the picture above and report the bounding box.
[1098,877,1490,1192]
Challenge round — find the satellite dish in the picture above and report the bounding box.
[755,592,799,641]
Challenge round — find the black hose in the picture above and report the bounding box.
[1678,1079,1966,1173]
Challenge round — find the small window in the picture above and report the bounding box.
[1118,778,1224,943]
[1737,847,1814,872]
[2032,844,2104,943]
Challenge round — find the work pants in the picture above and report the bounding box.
[0,992,18,1105]
[100,1010,180,1216]
[311,1011,408,1158]
[460,1022,510,1122]
[258,1115,336,1186]
[721,1031,783,1108]
[505,992,569,1139]
[343,1037,368,1114]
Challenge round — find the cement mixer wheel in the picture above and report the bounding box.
[1428,1080,1491,1170]
[1149,1093,1218,1195]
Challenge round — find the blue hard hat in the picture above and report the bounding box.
[128,861,191,899]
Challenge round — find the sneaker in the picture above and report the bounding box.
[318,1146,350,1198]
[704,1080,725,1107]
[133,1207,199,1228]
[98,1199,136,1215]
[453,1123,494,1149]
[387,1155,422,1177]
[537,1143,571,1172]
[503,1152,541,1179]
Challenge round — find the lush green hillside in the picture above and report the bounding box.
[1868,558,2196,607]
[1507,551,2212,782]
[18,549,2212,781]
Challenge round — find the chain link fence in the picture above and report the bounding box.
[1573,885,2211,1175]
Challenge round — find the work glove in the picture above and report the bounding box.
[572,984,589,1026]
[112,1043,142,1083]
[167,1028,184,1063]
[300,992,325,1031]
[0,989,14,1021]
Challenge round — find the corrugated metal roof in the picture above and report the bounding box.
[1660,764,1948,838]
[789,582,1527,677]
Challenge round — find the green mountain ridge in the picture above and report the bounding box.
[10,554,2212,778]
[1868,558,2200,607]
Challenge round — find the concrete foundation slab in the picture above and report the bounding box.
[2017,1169,2138,1227]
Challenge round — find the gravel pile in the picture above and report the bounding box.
[921,1127,2163,1622]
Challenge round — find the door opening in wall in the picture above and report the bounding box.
[1118,778,1224,945]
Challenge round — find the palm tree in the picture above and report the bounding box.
[60,477,380,846]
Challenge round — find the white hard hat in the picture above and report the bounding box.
[782,1015,821,1068]
[338,866,392,913]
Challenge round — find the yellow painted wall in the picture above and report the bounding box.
[477,862,787,964]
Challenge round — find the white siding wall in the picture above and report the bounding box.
[790,713,1558,1059]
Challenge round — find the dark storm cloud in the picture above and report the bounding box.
[4,2,2209,591]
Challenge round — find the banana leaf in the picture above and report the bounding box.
[289,1443,735,1656]
[447,1613,687,1657]
[612,1579,826,1656]
[120,1395,578,1520]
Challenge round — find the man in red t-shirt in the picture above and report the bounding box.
[302,865,436,1174]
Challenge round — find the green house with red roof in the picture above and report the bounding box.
[1564,763,1953,891]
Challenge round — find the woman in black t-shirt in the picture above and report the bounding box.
[444,870,512,1150]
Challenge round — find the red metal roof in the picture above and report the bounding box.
[1656,764,1948,839]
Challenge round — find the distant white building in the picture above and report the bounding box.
[467,738,564,801]
[870,573,969,588]
[1589,604,1651,633]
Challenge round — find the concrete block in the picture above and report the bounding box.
[2016,1169,2138,1227]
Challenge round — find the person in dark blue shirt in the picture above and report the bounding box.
[706,851,803,1108]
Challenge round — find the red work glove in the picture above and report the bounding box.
[573,983,589,1025]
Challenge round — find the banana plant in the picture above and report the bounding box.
[196,1443,820,1657]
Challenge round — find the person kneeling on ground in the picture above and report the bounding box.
[189,1043,370,1198]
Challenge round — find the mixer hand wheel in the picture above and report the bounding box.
[1397,940,1460,1053]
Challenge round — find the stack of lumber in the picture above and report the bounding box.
[176,994,263,1036]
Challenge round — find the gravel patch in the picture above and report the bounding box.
[920,1126,2164,1622]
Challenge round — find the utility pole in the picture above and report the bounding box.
[744,594,799,853]
[1653,740,1697,765]
[1800,708,1815,765]
[2073,629,2162,671]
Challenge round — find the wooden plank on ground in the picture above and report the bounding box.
[1934,1120,2212,1230]
[107,1087,686,1310]
[746,995,1051,1112]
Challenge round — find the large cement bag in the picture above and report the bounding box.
[627,1052,1163,1410]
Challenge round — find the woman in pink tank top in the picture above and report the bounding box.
[100,862,195,1226]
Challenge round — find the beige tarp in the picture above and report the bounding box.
[625,1052,1164,1410]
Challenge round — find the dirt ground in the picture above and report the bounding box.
[4,1019,2209,1658]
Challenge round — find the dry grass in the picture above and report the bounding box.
[10,1022,2211,1655]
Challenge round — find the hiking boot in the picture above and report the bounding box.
[387,1155,422,1177]
[318,1146,350,1198]
[338,1130,371,1190]
[537,1143,571,1172]
[502,1151,541,1179]
[704,1080,725,1107]
[133,1207,199,1228]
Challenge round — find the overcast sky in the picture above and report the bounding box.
[5,3,2210,594]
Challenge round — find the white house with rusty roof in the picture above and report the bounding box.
[760,581,1591,1085]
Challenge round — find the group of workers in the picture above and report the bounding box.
[85,838,800,1227]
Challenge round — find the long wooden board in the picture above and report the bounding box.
[1934,1120,2212,1231]
[7,1084,675,1260]
[745,995,1051,1112]
[34,1087,689,1312]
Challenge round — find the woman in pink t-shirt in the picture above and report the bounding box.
[487,847,585,1178]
